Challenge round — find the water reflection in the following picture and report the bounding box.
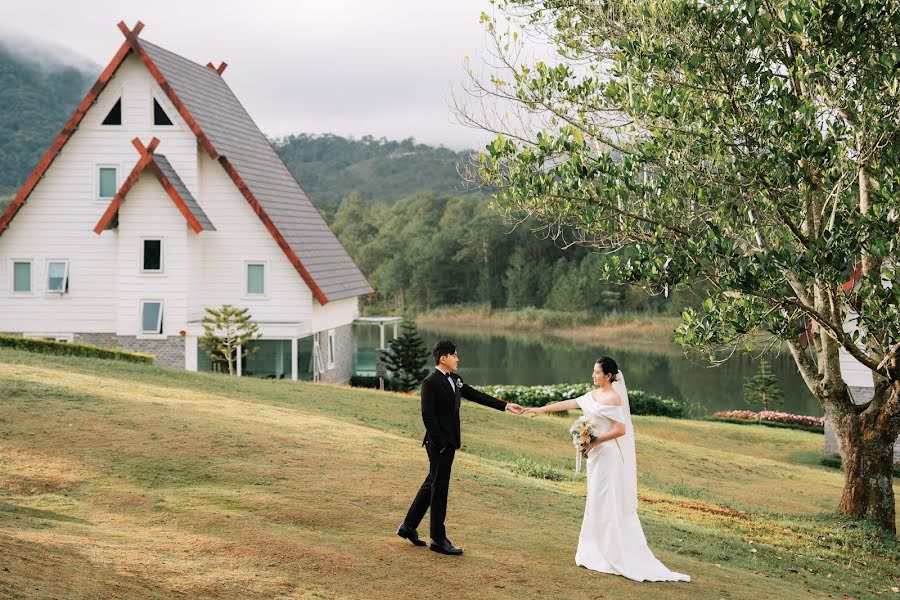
[357,324,821,417]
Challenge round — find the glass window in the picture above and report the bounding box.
[153,98,174,126]
[102,98,122,125]
[47,261,69,293]
[13,261,31,293]
[247,263,265,294]
[99,167,117,199]
[327,329,336,369]
[142,239,162,272]
[140,301,163,334]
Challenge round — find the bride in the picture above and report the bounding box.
[525,357,690,582]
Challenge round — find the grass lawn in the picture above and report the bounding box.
[0,348,897,599]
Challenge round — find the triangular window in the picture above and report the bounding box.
[102,98,122,125]
[153,98,173,126]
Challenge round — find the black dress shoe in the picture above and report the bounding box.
[396,523,426,546]
[429,538,463,555]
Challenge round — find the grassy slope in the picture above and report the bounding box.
[0,348,896,599]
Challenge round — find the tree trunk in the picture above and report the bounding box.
[829,386,899,533]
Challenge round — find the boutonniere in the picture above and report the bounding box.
[454,375,463,388]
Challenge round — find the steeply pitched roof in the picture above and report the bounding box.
[1,22,373,304]
[93,137,215,234]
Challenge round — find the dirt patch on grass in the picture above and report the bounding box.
[639,494,750,520]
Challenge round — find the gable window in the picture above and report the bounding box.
[47,260,69,293]
[140,300,164,335]
[98,167,118,199]
[327,329,336,370]
[13,261,31,293]
[246,262,265,295]
[153,98,174,126]
[142,239,163,272]
[102,98,122,126]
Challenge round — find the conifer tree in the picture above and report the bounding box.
[383,321,429,391]
[743,360,784,413]
[200,305,260,375]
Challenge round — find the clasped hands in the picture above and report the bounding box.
[504,402,525,415]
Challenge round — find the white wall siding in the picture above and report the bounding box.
[0,54,198,335]
[112,173,192,336]
[311,297,359,333]
[193,153,313,324]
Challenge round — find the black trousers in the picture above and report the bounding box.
[403,441,456,541]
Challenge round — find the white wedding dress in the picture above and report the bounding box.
[574,374,690,582]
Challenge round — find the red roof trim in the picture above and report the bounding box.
[1,21,340,303]
[93,137,206,234]
[218,156,329,305]
[206,61,228,75]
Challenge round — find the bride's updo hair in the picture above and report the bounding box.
[596,356,620,382]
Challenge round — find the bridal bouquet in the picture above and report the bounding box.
[570,416,597,474]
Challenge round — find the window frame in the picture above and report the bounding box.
[140,237,165,274]
[139,299,165,337]
[45,259,70,294]
[150,92,179,130]
[96,165,119,201]
[243,261,269,298]
[96,91,124,129]
[11,259,33,295]
[100,97,123,127]
[327,328,336,370]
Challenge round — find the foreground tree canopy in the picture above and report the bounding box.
[466,0,899,530]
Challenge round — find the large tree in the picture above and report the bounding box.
[465,0,900,530]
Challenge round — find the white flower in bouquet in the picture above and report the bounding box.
[569,416,598,474]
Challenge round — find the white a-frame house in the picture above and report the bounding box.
[0,22,373,382]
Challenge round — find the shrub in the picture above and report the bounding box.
[475,382,685,417]
[349,375,399,391]
[0,334,154,363]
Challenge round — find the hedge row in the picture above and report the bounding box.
[475,382,686,418]
[0,334,155,364]
[349,378,685,418]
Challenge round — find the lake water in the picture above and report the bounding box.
[356,323,821,418]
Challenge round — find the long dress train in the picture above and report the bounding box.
[573,381,690,583]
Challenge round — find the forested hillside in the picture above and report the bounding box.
[331,191,695,314]
[274,134,488,208]
[0,42,94,195]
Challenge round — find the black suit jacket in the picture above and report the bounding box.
[420,369,507,450]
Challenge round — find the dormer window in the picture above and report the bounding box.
[102,98,122,125]
[153,98,173,126]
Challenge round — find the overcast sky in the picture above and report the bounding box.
[0,0,502,150]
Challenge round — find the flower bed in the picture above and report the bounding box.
[712,409,824,433]
[475,383,685,418]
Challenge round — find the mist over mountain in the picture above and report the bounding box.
[0,36,96,195]
[0,34,485,209]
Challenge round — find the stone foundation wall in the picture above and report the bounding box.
[75,333,185,369]
[824,385,900,464]
[318,323,354,384]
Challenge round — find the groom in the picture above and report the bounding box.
[397,340,524,555]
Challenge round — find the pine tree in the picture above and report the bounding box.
[200,304,260,375]
[383,321,429,391]
[743,360,784,413]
